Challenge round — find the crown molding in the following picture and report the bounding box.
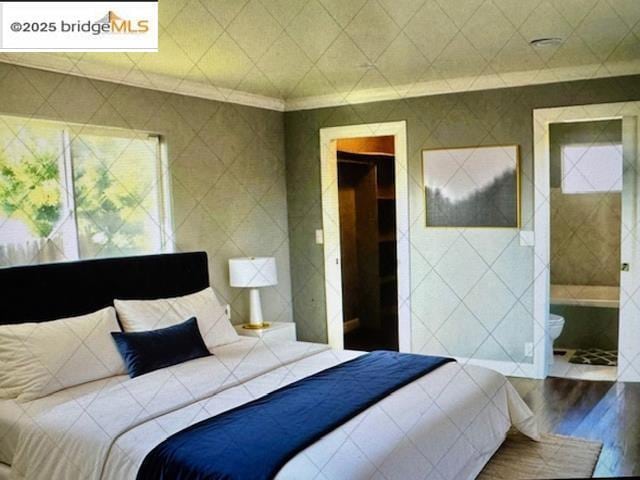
[284,61,640,111]
[2,54,639,114]
[0,54,286,112]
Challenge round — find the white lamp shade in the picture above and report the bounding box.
[229,257,277,288]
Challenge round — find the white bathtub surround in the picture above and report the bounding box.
[550,350,616,382]
[551,285,620,309]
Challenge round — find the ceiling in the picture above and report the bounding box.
[1,0,639,110]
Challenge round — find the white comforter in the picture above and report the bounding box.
[8,339,538,480]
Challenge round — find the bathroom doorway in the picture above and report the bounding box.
[533,102,640,382]
[547,119,622,381]
[337,137,398,351]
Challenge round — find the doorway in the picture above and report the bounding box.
[319,121,410,352]
[533,102,640,382]
[547,119,622,381]
[337,136,398,351]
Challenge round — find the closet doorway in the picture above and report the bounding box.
[337,137,398,351]
[319,121,410,353]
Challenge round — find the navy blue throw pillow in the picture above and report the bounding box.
[111,317,211,378]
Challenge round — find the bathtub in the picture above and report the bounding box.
[551,284,620,308]
[550,284,619,350]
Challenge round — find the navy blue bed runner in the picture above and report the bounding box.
[137,351,454,480]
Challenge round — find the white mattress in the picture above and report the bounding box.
[5,338,538,480]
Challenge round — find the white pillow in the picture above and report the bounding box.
[114,287,239,350]
[0,307,125,402]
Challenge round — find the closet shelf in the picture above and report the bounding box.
[378,236,396,243]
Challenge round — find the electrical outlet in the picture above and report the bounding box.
[315,229,324,244]
[525,342,534,357]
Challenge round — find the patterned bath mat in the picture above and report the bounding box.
[569,348,617,366]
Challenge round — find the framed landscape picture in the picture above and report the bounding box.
[423,145,520,228]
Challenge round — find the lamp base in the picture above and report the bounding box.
[242,322,271,330]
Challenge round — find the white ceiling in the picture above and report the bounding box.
[2,0,639,110]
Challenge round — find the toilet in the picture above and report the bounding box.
[548,314,565,365]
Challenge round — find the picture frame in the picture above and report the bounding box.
[422,145,520,228]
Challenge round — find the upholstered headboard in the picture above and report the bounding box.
[0,252,210,325]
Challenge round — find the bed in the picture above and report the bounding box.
[0,252,538,480]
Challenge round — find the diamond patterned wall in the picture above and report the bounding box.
[285,74,640,366]
[0,62,293,327]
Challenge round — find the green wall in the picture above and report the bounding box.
[285,75,640,364]
[549,120,622,287]
[551,304,619,351]
[0,62,293,326]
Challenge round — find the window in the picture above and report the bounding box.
[0,115,172,267]
[561,143,623,194]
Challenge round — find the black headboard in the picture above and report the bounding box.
[0,252,210,325]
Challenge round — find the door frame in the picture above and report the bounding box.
[319,121,410,351]
[533,102,640,381]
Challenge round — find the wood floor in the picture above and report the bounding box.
[509,376,640,478]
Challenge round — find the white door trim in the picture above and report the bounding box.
[533,102,640,381]
[319,121,410,351]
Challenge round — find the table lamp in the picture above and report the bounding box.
[229,257,277,329]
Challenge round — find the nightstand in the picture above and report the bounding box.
[234,322,296,342]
